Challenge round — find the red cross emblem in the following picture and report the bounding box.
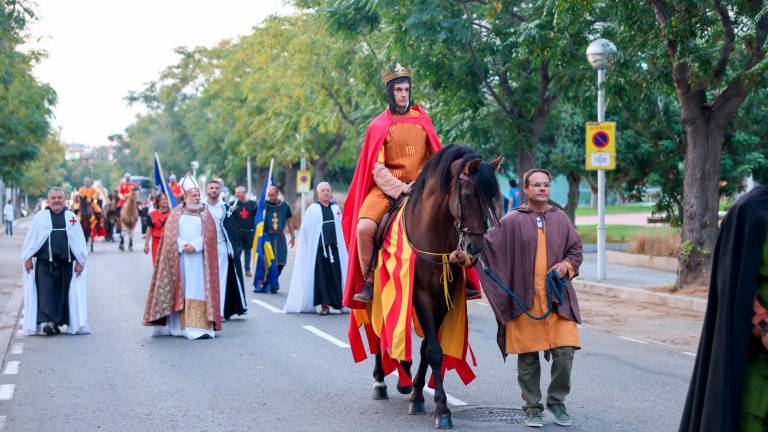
[239,208,249,219]
[69,217,77,226]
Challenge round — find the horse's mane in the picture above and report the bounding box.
[410,144,501,211]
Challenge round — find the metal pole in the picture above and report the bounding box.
[597,67,607,281]
[300,153,307,218]
[246,157,252,198]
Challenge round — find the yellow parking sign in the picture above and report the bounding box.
[585,122,617,171]
[297,170,312,193]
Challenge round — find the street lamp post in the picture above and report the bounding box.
[190,160,199,180]
[586,38,617,282]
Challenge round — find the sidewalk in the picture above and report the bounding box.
[574,252,706,313]
[0,218,31,364]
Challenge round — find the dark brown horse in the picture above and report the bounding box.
[371,144,502,429]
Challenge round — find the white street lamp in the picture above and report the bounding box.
[586,38,617,282]
[190,160,199,179]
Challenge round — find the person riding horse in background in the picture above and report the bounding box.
[77,177,99,203]
[168,174,182,203]
[343,63,478,306]
[116,173,137,219]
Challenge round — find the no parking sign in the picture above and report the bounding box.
[297,170,312,193]
[585,122,616,171]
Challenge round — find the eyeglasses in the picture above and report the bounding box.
[531,183,551,188]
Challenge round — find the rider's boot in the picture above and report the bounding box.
[353,218,377,303]
[354,279,374,303]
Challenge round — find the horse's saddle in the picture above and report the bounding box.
[365,197,407,278]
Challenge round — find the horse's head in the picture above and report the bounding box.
[448,155,503,257]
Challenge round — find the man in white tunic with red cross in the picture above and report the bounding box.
[21,187,90,336]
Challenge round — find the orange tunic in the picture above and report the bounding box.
[358,110,432,223]
[505,225,581,354]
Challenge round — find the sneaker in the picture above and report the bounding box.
[547,404,572,427]
[524,409,544,428]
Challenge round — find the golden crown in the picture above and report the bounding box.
[382,63,413,86]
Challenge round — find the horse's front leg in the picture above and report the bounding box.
[397,359,413,395]
[372,342,389,400]
[408,340,428,415]
[413,292,451,429]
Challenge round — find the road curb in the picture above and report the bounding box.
[0,217,31,364]
[573,279,707,313]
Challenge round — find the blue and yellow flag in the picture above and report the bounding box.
[252,160,279,292]
[153,153,178,208]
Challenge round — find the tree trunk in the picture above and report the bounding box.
[675,121,723,289]
[585,174,598,209]
[283,163,298,212]
[564,171,580,223]
[312,155,328,190]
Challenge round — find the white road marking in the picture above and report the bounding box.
[682,352,697,357]
[0,415,6,429]
[617,336,649,344]
[3,361,19,375]
[302,325,350,348]
[10,343,23,355]
[424,387,469,407]
[392,371,469,407]
[0,384,15,400]
[251,299,281,314]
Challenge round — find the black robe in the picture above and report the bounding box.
[313,203,343,309]
[679,186,768,431]
[34,209,72,325]
[221,203,248,319]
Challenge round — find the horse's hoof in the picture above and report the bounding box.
[397,384,413,395]
[408,400,426,415]
[372,382,388,400]
[434,413,453,429]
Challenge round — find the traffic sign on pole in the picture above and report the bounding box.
[585,121,617,171]
[297,170,312,193]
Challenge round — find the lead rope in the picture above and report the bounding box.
[479,257,566,321]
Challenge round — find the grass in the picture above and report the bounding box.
[576,224,680,244]
[575,203,655,217]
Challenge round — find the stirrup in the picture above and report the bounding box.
[466,287,481,300]
[353,281,374,303]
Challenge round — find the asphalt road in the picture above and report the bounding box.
[0,240,698,431]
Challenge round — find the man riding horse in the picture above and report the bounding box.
[343,64,479,305]
[341,64,498,429]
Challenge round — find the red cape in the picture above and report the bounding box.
[342,106,442,309]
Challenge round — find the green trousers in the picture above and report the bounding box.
[741,346,768,432]
[517,346,575,412]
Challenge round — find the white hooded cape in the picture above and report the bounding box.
[283,203,347,313]
[21,209,91,335]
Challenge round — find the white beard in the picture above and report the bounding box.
[186,203,202,210]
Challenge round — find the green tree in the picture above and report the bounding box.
[18,132,66,196]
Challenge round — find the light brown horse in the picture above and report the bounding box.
[119,187,140,251]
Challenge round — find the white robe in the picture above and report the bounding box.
[152,214,215,339]
[283,203,348,313]
[21,209,91,335]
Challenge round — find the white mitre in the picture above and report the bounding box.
[179,172,200,193]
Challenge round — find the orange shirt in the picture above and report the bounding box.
[504,225,581,354]
[358,110,432,223]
